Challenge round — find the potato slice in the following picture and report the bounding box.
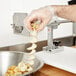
[30,30,37,37]
[18,61,27,72]
[27,43,37,50]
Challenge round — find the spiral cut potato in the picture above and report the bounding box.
[27,23,38,63]
[5,23,38,76]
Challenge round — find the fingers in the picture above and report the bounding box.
[37,19,49,31]
[24,13,39,31]
[36,23,45,31]
[25,15,43,31]
[25,16,46,32]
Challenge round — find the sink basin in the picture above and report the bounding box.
[36,46,76,74]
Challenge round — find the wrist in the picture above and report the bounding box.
[46,5,58,23]
[51,5,67,17]
[47,6,56,16]
[50,5,61,16]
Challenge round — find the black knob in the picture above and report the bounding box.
[53,40,61,46]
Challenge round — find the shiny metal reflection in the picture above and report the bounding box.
[0,51,44,76]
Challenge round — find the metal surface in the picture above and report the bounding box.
[0,51,44,76]
[11,13,30,36]
[46,20,72,52]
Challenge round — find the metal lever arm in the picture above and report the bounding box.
[47,20,72,51]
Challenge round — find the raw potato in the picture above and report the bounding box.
[25,60,34,65]
[5,62,33,76]
[18,61,27,71]
[30,37,37,43]
[27,30,38,51]
[30,30,37,37]
[27,43,37,50]
[27,55,35,60]
[29,50,36,55]
[27,24,38,65]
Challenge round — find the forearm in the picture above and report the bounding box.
[51,5,76,22]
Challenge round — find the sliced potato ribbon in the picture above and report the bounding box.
[5,22,38,76]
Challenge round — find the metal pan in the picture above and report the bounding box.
[0,51,44,76]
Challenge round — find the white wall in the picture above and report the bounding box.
[0,0,73,47]
[0,0,11,35]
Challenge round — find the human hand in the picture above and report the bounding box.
[24,6,55,31]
